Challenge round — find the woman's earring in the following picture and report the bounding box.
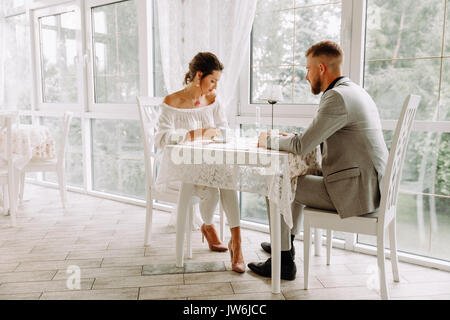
[195,81,200,87]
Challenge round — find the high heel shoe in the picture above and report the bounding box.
[229,227,245,273]
[201,224,228,252]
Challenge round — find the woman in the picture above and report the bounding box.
[155,52,244,273]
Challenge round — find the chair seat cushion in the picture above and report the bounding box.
[304,206,378,235]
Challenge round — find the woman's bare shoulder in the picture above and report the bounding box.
[163,90,185,107]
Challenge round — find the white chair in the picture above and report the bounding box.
[0,115,19,226]
[136,96,225,249]
[18,112,73,209]
[303,94,421,300]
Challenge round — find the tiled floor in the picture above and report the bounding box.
[0,184,449,300]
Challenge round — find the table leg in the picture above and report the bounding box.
[314,228,322,256]
[269,200,281,294]
[176,182,194,268]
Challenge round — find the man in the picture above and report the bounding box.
[247,40,389,280]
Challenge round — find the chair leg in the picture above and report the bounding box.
[326,229,332,266]
[314,228,322,256]
[3,185,8,216]
[144,189,153,246]
[377,234,389,300]
[19,172,25,204]
[219,200,224,242]
[303,218,312,289]
[176,183,194,268]
[8,172,17,227]
[389,220,400,282]
[57,166,67,208]
[186,205,193,259]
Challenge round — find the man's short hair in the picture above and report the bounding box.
[305,41,343,64]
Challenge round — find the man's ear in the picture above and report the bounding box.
[319,63,327,74]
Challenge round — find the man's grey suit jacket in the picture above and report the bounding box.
[267,77,389,219]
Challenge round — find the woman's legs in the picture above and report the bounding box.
[194,186,227,251]
[219,189,245,273]
[195,186,219,225]
[194,186,244,272]
[195,187,241,228]
[219,189,240,228]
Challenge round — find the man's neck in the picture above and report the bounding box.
[321,74,343,93]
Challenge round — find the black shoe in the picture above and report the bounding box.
[260,234,296,259]
[247,252,296,281]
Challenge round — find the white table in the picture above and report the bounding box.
[155,136,322,293]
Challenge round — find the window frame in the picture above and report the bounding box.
[31,1,84,113]
[84,0,153,115]
[237,0,360,123]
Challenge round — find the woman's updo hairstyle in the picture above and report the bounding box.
[183,52,224,86]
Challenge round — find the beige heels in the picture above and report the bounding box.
[201,224,228,252]
[229,226,245,273]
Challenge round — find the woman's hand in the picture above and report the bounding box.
[185,127,220,141]
[202,127,220,140]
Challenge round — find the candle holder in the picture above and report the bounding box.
[260,84,284,130]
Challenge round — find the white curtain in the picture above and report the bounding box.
[156,0,257,230]
[0,11,4,107]
[156,0,257,126]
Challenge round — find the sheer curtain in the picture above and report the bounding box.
[156,0,257,126]
[0,11,4,107]
[156,0,257,229]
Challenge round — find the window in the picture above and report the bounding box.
[39,11,79,103]
[34,3,83,110]
[91,0,139,104]
[361,0,450,261]
[251,0,342,105]
[91,119,145,199]
[240,0,344,228]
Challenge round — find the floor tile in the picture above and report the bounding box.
[0,278,94,294]
[16,259,102,272]
[284,286,381,300]
[52,266,143,280]
[93,274,184,290]
[0,293,42,300]
[139,282,233,300]
[40,288,139,300]
[0,270,57,283]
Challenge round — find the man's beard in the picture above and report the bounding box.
[311,78,322,95]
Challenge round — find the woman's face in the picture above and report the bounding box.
[198,70,222,93]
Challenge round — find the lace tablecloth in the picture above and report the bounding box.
[0,124,56,170]
[155,137,321,229]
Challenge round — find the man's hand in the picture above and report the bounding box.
[279,132,295,137]
[258,132,270,148]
